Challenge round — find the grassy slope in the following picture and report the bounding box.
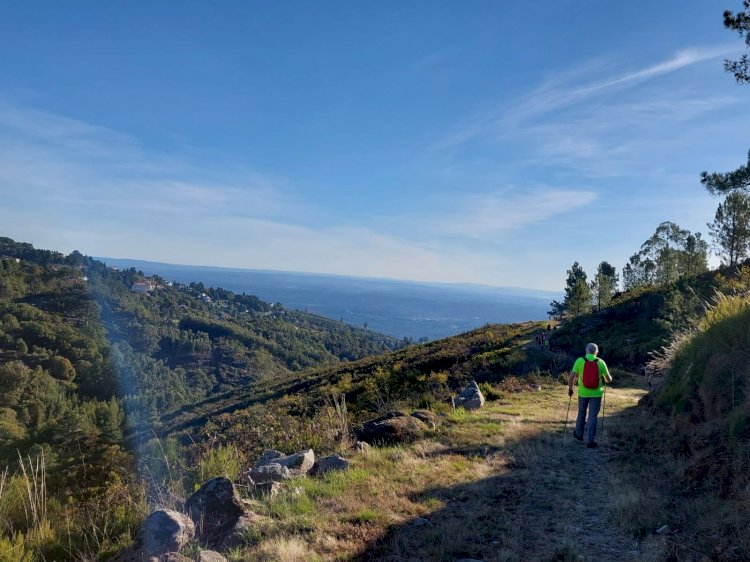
[150,320,550,438]
[169,272,750,561]
[189,373,662,562]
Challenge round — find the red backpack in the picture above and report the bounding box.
[582,358,600,389]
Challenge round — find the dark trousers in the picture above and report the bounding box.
[575,396,602,444]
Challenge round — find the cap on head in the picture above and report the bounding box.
[586,343,598,355]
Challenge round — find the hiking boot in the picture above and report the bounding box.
[573,430,583,442]
[586,442,598,449]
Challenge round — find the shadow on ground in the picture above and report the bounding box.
[350,378,663,562]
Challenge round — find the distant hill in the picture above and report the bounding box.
[96,258,557,340]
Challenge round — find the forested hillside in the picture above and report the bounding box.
[0,237,398,559]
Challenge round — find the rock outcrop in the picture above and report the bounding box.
[111,509,195,561]
[196,550,228,562]
[185,477,245,543]
[455,381,485,410]
[354,411,427,444]
[140,509,195,557]
[311,454,350,476]
[247,449,315,483]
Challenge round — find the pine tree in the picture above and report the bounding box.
[590,261,619,310]
[563,262,592,318]
[707,191,750,266]
[700,2,750,193]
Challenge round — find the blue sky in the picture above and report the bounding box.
[0,1,748,290]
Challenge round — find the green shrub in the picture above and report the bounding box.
[478,382,504,401]
[0,533,33,562]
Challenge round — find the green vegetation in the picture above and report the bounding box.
[0,236,399,560]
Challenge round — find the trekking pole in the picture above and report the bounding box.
[600,384,606,444]
[562,394,572,447]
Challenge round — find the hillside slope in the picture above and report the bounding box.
[0,237,399,560]
[149,320,552,438]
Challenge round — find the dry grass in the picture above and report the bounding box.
[221,374,666,561]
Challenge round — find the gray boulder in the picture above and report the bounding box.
[248,449,315,483]
[277,449,315,474]
[185,477,245,543]
[311,455,350,476]
[196,551,228,562]
[250,481,285,498]
[455,381,485,410]
[138,509,195,558]
[247,462,291,484]
[354,411,427,445]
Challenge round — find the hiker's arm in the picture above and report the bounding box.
[602,365,613,384]
[567,371,577,396]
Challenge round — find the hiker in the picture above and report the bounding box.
[567,343,612,448]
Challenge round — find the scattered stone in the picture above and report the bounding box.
[248,449,315,483]
[256,449,285,463]
[279,449,316,474]
[185,477,245,543]
[352,441,372,455]
[354,411,427,445]
[139,509,195,558]
[455,381,485,410]
[655,524,671,535]
[530,384,542,392]
[251,481,285,498]
[196,550,228,562]
[410,410,438,429]
[412,517,430,526]
[311,454,350,476]
[248,462,291,484]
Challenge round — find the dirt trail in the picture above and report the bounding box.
[348,374,663,562]
[503,377,657,561]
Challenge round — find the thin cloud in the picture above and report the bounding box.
[442,189,598,239]
[431,44,739,151]
[0,101,299,220]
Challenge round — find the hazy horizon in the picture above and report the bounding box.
[98,255,556,340]
[1,2,744,291]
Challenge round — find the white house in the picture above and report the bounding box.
[131,280,153,293]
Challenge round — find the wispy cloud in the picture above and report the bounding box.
[0,100,545,286]
[435,188,598,239]
[0,100,297,220]
[432,44,739,151]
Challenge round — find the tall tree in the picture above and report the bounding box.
[708,191,750,266]
[622,253,656,291]
[623,222,708,290]
[590,261,619,310]
[641,221,688,285]
[563,262,592,318]
[680,232,709,278]
[701,1,750,193]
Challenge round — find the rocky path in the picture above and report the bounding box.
[503,378,656,561]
